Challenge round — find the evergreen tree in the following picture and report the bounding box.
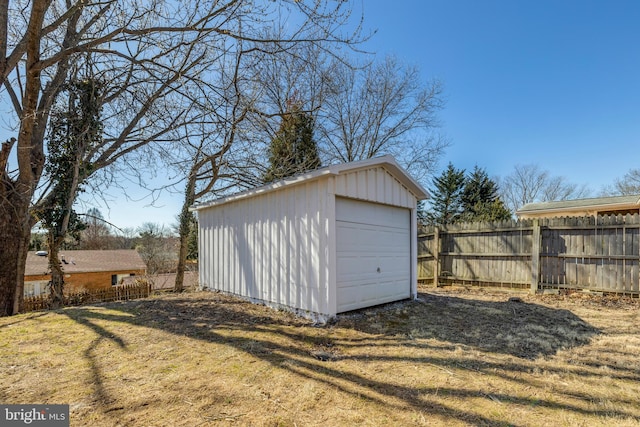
[460,166,511,222]
[426,162,466,225]
[263,100,321,183]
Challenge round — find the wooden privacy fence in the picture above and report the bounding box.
[418,214,640,295]
[22,281,152,313]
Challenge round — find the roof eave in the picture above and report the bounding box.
[517,202,640,217]
[190,155,429,212]
[190,168,335,211]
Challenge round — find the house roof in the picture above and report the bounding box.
[191,155,429,211]
[516,194,640,217]
[25,250,147,276]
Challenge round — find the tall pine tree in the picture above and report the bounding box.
[426,162,466,225]
[263,100,321,183]
[460,166,511,222]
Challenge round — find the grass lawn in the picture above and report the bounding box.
[1,287,639,426]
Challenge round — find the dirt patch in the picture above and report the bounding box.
[1,287,639,426]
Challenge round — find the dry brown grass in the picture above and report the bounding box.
[1,286,639,426]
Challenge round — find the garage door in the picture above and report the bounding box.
[335,197,411,313]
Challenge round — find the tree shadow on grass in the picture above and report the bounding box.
[338,292,601,360]
[0,311,48,329]
[59,292,638,426]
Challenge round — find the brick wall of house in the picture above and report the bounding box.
[25,269,147,294]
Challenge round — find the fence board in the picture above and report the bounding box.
[631,216,640,292]
[585,225,595,287]
[22,281,152,313]
[418,214,640,295]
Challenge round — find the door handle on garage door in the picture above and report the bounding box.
[377,267,381,273]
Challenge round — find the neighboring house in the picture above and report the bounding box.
[516,194,640,219]
[24,250,147,296]
[191,155,428,321]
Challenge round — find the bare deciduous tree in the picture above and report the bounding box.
[318,55,448,183]
[213,41,331,188]
[601,168,640,196]
[0,0,361,315]
[80,208,113,250]
[136,222,174,275]
[234,50,449,186]
[156,33,358,293]
[500,164,591,214]
[172,47,254,292]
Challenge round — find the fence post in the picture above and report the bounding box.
[433,226,440,288]
[530,219,541,294]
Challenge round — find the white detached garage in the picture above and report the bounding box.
[191,155,428,320]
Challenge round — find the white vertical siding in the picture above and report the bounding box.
[325,181,338,315]
[197,180,331,315]
[410,207,419,299]
[332,166,416,209]
[197,162,423,318]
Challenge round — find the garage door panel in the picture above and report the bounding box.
[336,199,409,229]
[336,198,411,313]
[337,225,408,253]
[373,281,409,301]
[378,258,410,276]
[338,281,409,312]
[337,256,378,278]
[337,258,408,281]
[337,224,403,252]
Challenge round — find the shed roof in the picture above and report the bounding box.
[517,194,640,217]
[25,250,147,276]
[191,155,428,211]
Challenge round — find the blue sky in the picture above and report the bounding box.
[360,0,639,184]
[41,1,640,229]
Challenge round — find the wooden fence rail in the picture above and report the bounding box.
[418,214,640,295]
[22,281,152,313]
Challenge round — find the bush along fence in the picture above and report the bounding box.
[418,214,640,295]
[22,281,153,313]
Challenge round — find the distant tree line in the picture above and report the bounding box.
[424,161,640,226]
[30,210,197,276]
